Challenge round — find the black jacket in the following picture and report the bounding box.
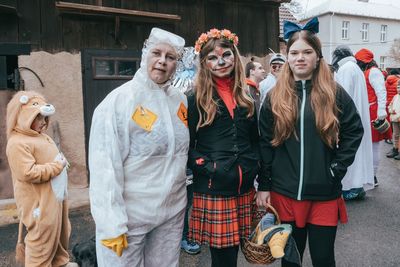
[187,92,259,196]
[248,83,261,116]
[258,80,364,201]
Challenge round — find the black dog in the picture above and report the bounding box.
[72,236,98,267]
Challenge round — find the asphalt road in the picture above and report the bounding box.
[1,142,399,267]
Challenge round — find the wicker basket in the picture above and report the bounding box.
[241,203,281,265]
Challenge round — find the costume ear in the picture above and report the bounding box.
[19,95,29,104]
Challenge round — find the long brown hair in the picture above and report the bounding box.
[270,30,339,148]
[194,38,254,129]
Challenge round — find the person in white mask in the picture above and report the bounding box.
[89,28,189,267]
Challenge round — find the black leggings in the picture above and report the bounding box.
[210,246,239,267]
[281,222,337,267]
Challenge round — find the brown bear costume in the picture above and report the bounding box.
[6,91,72,267]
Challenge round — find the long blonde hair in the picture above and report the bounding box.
[270,31,339,148]
[194,38,254,129]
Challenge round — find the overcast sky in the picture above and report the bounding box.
[296,0,400,13]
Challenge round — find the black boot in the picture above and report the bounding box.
[394,153,400,160]
[386,147,399,158]
[374,176,379,187]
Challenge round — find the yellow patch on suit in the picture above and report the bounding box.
[132,106,158,131]
[177,102,188,127]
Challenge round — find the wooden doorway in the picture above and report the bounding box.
[81,49,141,167]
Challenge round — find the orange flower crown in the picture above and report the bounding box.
[194,29,239,54]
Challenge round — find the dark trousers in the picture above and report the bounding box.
[182,183,194,240]
[210,246,239,267]
[281,222,337,267]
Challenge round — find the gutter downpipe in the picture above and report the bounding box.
[329,12,335,63]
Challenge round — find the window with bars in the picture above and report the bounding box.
[379,56,386,70]
[361,23,369,41]
[0,55,18,90]
[380,25,387,42]
[342,21,350,40]
[0,44,30,90]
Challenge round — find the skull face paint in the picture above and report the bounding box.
[205,46,235,78]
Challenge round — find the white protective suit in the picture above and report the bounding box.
[89,28,189,267]
[335,56,374,191]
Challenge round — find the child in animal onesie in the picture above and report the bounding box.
[6,91,77,267]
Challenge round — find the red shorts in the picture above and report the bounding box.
[270,191,348,228]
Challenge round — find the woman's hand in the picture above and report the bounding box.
[256,191,271,208]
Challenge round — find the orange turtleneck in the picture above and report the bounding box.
[245,78,259,90]
[214,77,236,118]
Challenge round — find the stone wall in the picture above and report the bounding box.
[0,91,14,199]
[18,51,88,190]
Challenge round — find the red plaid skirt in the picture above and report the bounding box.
[189,189,255,248]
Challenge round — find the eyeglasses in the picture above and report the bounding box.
[271,64,282,70]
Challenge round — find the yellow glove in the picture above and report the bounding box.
[101,234,128,257]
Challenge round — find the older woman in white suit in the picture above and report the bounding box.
[89,28,189,267]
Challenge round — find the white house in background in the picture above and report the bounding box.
[279,5,298,53]
[299,0,400,69]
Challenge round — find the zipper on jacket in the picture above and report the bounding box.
[297,80,306,200]
[208,162,216,189]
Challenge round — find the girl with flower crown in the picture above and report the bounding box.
[257,18,364,266]
[187,29,259,267]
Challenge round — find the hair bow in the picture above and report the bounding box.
[283,17,319,40]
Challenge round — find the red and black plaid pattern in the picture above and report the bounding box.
[189,189,255,248]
